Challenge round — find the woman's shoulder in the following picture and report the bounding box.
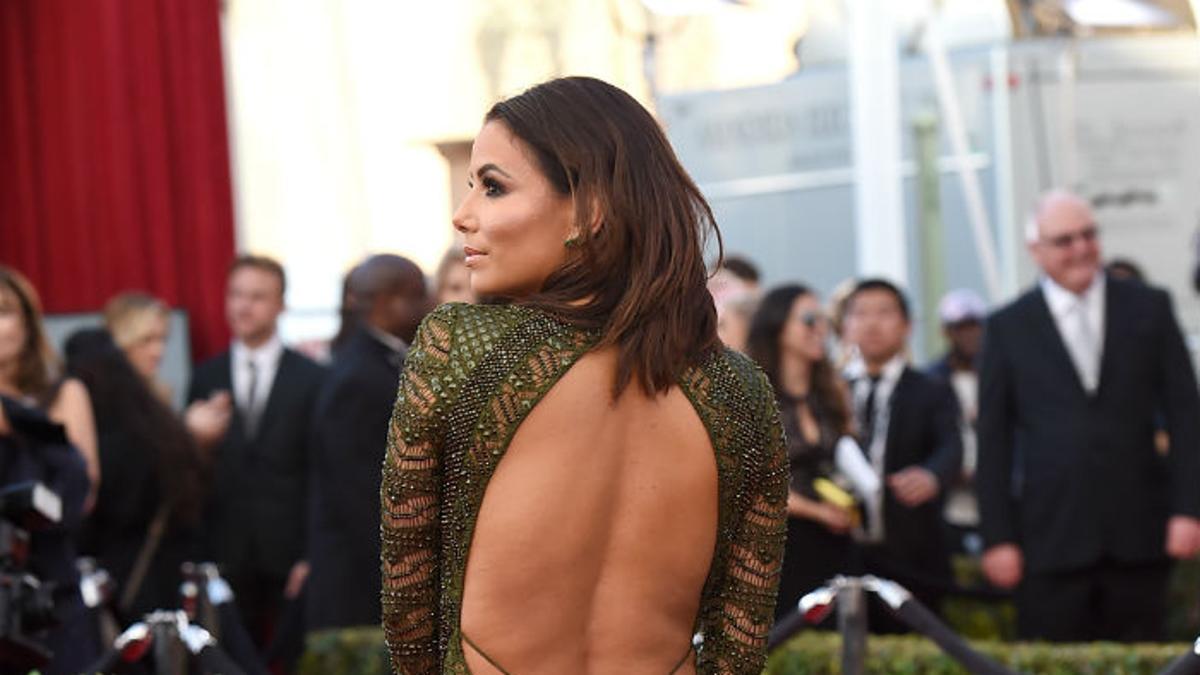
[420,302,535,334]
[48,377,91,414]
[707,346,775,406]
[408,302,550,373]
[417,303,576,352]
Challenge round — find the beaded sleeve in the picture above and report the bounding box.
[697,361,789,674]
[380,304,460,674]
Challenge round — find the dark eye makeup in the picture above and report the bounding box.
[481,176,505,197]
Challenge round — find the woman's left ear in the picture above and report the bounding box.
[564,197,602,249]
[586,196,604,237]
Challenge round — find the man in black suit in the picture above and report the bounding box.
[977,190,1200,641]
[188,255,326,648]
[842,279,962,618]
[306,254,429,632]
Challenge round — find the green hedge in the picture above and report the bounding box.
[301,628,391,675]
[765,631,1191,675]
[939,557,1200,644]
[301,628,1193,675]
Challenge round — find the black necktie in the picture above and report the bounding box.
[861,375,882,452]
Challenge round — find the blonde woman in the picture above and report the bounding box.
[104,292,172,402]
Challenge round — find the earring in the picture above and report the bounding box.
[564,236,581,249]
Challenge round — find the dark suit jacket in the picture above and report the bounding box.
[306,329,403,630]
[862,367,962,582]
[976,277,1200,574]
[188,347,326,579]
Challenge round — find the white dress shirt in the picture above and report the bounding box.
[365,325,408,356]
[1041,273,1106,393]
[230,333,284,423]
[945,370,980,527]
[848,354,907,543]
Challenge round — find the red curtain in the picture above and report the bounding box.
[0,0,236,362]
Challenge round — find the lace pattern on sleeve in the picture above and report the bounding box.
[380,305,458,674]
[692,352,789,674]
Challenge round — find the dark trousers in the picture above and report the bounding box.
[856,544,949,635]
[227,568,287,649]
[1017,558,1170,642]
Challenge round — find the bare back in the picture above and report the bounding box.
[380,303,788,675]
[460,347,719,674]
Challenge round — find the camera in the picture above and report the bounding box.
[0,480,64,670]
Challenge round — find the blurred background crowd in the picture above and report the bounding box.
[6,0,1200,673]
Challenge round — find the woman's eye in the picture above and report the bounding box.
[482,178,505,197]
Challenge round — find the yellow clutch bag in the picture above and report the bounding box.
[812,477,861,527]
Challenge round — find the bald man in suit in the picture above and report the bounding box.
[977,190,1200,641]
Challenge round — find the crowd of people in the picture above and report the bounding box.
[0,251,474,672]
[717,189,1200,645]
[1,96,1199,672]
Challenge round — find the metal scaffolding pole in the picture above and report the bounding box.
[847,0,908,285]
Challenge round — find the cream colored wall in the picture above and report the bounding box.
[221,0,809,342]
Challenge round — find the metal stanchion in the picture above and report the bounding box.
[772,575,1198,675]
[80,610,248,675]
[770,575,1019,675]
[838,576,867,675]
[150,611,189,674]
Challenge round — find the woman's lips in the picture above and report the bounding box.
[464,246,486,266]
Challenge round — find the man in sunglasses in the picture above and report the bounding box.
[976,189,1200,642]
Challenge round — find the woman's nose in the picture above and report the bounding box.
[451,198,473,234]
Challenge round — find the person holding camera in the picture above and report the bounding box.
[0,265,98,673]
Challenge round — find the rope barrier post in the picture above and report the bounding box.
[147,611,189,674]
[838,576,868,675]
[864,575,1020,675]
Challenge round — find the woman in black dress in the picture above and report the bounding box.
[748,284,855,623]
[65,328,208,621]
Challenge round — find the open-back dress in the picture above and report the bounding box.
[380,302,788,674]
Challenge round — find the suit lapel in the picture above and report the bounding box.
[253,349,294,441]
[207,352,247,447]
[883,368,912,472]
[1096,277,1123,396]
[1028,290,1089,398]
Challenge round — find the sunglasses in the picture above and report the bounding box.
[1043,225,1099,250]
[794,311,827,328]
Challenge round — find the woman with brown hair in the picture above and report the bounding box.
[0,265,99,502]
[0,265,100,672]
[380,77,787,674]
[747,284,855,624]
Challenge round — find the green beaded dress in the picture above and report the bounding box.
[380,302,788,674]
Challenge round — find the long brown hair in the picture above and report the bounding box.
[0,265,59,403]
[485,76,723,396]
[747,285,851,435]
[65,329,208,525]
